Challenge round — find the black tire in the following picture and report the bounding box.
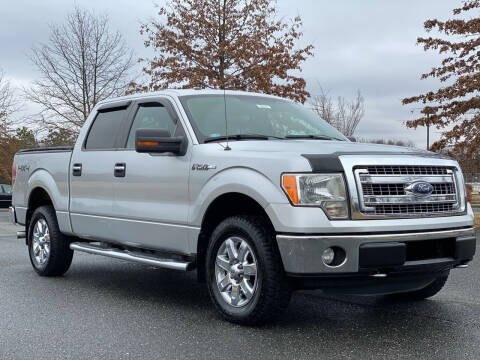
[390,273,449,301]
[206,215,291,325]
[28,205,73,277]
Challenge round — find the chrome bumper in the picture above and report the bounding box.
[8,206,16,225]
[9,206,25,239]
[277,227,476,274]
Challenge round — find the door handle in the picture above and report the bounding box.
[72,163,82,176]
[114,163,126,177]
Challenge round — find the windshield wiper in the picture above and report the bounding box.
[204,134,343,143]
[204,134,281,143]
[285,134,344,141]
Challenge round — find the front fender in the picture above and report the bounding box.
[189,166,288,227]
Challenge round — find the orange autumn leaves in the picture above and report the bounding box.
[130,0,314,104]
[403,0,480,172]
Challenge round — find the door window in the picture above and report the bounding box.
[126,104,177,149]
[85,108,127,150]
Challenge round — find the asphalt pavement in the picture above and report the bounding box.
[1,209,479,360]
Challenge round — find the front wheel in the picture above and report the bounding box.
[206,215,291,325]
[28,205,73,277]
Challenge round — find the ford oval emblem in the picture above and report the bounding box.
[405,181,434,197]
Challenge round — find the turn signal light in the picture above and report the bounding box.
[282,175,299,205]
[280,173,349,219]
[137,141,159,147]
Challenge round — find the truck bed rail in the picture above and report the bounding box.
[17,146,74,154]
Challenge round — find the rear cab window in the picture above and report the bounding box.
[84,105,129,150]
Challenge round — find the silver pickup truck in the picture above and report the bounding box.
[10,90,476,325]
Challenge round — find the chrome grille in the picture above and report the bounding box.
[354,165,461,218]
[372,203,455,215]
[362,183,405,196]
[365,166,448,175]
[432,183,455,195]
[362,183,455,196]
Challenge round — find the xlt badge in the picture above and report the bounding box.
[192,164,217,171]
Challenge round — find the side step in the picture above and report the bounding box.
[70,242,194,271]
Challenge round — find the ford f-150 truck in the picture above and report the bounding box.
[10,90,476,325]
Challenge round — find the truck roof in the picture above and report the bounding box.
[96,89,287,107]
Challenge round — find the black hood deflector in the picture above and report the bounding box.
[302,151,450,172]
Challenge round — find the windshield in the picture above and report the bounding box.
[179,95,347,143]
[2,185,11,194]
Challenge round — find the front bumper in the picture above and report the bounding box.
[276,227,476,274]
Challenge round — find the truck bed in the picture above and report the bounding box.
[12,148,73,228]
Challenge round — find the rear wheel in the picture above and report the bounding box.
[206,215,291,325]
[28,205,73,276]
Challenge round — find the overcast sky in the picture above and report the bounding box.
[0,0,458,147]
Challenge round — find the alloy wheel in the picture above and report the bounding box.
[215,236,258,307]
[32,218,51,266]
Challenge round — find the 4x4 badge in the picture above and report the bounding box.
[18,165,30,172]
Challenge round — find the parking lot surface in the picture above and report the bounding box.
[0,209,479,360]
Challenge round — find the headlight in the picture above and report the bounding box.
[281,173,349,219]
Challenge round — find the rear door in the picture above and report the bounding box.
[109,97,193,253]
[69,102,131,241]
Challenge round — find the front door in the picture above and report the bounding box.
[110,98,192,254]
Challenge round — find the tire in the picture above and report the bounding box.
[206,215,291,325]
[28,205,73,277]
[390,273,449,301]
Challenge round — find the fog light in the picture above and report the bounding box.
[322,246,347,267]
[322,247,335,265]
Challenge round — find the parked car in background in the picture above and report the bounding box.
[9,90,476,325]
[470,183,480,194]
[0,184,12,208]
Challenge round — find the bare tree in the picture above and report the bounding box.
[0,70,28,183]
[311,87,365,137]
[357,138,416,148]
[0,69,16,133]
[25,7,135,133]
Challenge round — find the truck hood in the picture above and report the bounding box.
[220,139,441,157]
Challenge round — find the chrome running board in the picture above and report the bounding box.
[70,242,194,271]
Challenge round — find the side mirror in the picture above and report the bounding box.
[135,128,187,155]
[348,136,357,142]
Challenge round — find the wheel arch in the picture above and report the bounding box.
[25,187,54,245]
[196,192,276,282]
